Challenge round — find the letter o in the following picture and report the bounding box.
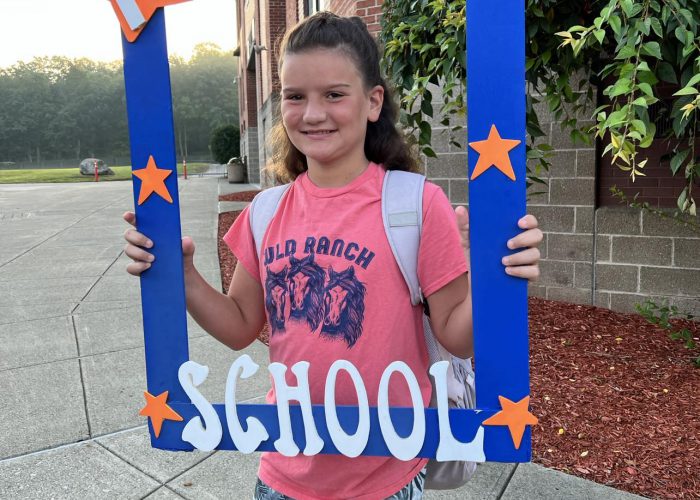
[324,360,370,458]
[377,361,425,461]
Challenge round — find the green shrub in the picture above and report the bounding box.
[209,125,240,164]
[637,298,699,367]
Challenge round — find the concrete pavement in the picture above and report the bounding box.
[0,177,645,499]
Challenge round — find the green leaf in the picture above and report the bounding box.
[673,87,699,96]
[682,43,695,58]
[656,62,678,84]
[606,109,629,127]
[632,96,648,107]
[616,45,637,59]
[631,119,647,135]
[641,42,662,59]
[568,25,588,33]
[678,8,693,26]
[620,0,634,17]
[636,61,651,72]
[609,15,622,36]
[608,79,632,97]
[638,82,654,97]
[677,187,688,211]
[675,26,687,44]
[594,29,606,44]
[687,74,700,88]
[419,120,432,145]
[671,149,690,175]
[420,98,434,116]
[650,18,663,37]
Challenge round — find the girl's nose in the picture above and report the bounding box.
[303,100,326,123]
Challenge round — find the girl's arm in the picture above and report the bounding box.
[425,272,473,359]
[184,253,265,351]
[123,211,265,351]
[425,209,542,359]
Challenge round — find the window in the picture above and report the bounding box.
[304,0,324,16]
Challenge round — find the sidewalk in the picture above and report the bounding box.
[0,177,644,499]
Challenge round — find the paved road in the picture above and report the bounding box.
[0,178,645,499]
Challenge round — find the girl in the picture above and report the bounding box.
[124,12,542,500]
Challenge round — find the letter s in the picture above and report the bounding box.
[178,361,223,451]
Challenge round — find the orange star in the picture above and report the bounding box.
[110,0,191,42]
[482,395,538,449]
[139,390,183,438]
[132,155,173,205]
[468,124,521,181]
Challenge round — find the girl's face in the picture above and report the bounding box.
[280,48,384,178]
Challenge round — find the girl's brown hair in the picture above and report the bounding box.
[268,12,418,182]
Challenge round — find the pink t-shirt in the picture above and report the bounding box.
[224,162,468,500]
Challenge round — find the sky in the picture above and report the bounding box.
[0,0,238,68]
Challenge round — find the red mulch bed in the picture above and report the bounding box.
[218,190,260,202]
[218,209,700,499]
[218,209,272,342]
[529,299,700,498]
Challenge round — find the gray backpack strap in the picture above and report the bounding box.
[249,183,292,258]
[381,169,425,306]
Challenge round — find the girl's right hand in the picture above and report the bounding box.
[123,211,196,276]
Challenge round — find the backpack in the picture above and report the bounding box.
[248,169,477,490]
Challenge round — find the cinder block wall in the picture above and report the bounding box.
[524,103,700,317]
[593,208,700,316]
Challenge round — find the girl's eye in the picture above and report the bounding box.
[327,92,344,99]
[285,94,302,101]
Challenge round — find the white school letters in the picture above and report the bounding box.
[177,356,485,461]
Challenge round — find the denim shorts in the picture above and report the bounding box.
[253,468,426,500]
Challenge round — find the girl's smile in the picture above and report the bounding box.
[302,129,337,138]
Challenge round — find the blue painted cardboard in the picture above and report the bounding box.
[122,2,533,461]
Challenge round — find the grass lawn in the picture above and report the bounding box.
[0,163,210,184]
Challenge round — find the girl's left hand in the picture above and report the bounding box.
[502,214,542,280]
[454,208,542,281]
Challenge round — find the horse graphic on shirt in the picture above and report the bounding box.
[321,266,366,348]
[265,265,289,336]
[288,253,325,332]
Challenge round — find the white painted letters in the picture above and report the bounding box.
[175,357,486,461]
[225,355,269,453]
[324,360,370,457]
[429,361,486,462]
[178,361,223,451]
[378,361,425,461]
[269,361,324,456]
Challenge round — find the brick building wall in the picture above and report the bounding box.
[327,0,356,17]
[236,0,261,183]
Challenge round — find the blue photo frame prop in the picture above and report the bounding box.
[120,1,535,462]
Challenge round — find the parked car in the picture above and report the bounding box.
[79,158,114,175]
